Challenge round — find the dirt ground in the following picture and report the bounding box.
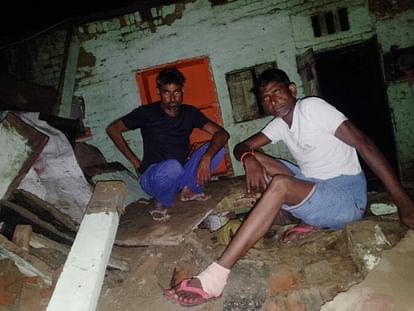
[97,179,414,311]
[1,177,408,311]
[94,180,413,311]
[96,216,407,311]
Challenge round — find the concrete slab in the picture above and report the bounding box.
[321,230,414,311]
[115,177,244,246]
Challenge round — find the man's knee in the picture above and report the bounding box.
[267,174,293,195]
[160,160,185,180]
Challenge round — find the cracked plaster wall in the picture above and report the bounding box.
[5,0,414,179]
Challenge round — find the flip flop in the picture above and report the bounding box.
[163,279,221,307]
[148,209,170,221]
[280,224,320,243]
[180,193,212,202]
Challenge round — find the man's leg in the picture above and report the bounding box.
[167,174,314,304]
[218,175,313,267]
[180,143,225,199]
[252,151,295,177]
[140,160,184,208]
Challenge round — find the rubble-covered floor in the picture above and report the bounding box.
[94,180,414,311]
[97,215,410,311]
[0,176,413,310]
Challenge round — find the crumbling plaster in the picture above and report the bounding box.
[5,0,414,179]
[0,123,31,198]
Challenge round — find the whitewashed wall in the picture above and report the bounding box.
[8,0,414,178]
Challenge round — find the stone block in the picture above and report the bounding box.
[224,261,270,311]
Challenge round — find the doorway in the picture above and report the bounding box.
[135,57,232,177]
[314,37,398,190]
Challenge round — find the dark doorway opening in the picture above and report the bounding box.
[314,37,398,191]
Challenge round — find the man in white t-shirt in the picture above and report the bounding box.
[164,68,414,307]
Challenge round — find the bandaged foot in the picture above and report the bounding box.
[196,262,230,297]
[164,262,230,307]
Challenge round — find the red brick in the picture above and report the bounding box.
[270,270,297,294]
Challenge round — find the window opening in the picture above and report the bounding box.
[226,62,276,123]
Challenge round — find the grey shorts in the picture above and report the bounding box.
[279,160,367,229]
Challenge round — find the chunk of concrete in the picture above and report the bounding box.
[321,230,414,311]
[47,181,127,311]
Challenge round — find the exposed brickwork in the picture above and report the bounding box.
[78,46,96,68]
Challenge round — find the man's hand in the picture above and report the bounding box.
[397,199,414,230]
[243,155,270,194]
[401,211,414,229]
[196,155,212,186]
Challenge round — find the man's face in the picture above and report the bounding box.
[158,83,183,117]
[260,81,297,119]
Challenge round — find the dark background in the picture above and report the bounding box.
[0,0,182,45]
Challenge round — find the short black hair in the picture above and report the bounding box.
[156,67,186,88]
[253,68,291,96]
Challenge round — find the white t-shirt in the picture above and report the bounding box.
[261,97,361,180]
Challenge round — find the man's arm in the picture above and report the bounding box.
[335,120,414,229]
[233,133,272,193]
[233,132,270,160]
[106,119,141,171]
[195,121,230,186]
[201,121,230,160]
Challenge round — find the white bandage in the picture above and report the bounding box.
[196,262,230,297]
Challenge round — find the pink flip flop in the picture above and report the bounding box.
[281,224,320,243]
[163,279,221,307]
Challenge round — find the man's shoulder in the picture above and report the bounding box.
[136,102,161,114]
[297,96,333,113]
[181,104,205,116]
[144,101,161,109]
[298,96,328,105]
[181,104,200,111]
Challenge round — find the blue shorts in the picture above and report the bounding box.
[279,160,367,229]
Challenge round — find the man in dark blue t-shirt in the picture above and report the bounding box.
[107,67,229,221]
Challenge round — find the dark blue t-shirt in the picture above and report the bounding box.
[122,102,209,173]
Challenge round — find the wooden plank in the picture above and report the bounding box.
[1,200,75,244]
[0,234,53,286]
[11,190,78,232]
